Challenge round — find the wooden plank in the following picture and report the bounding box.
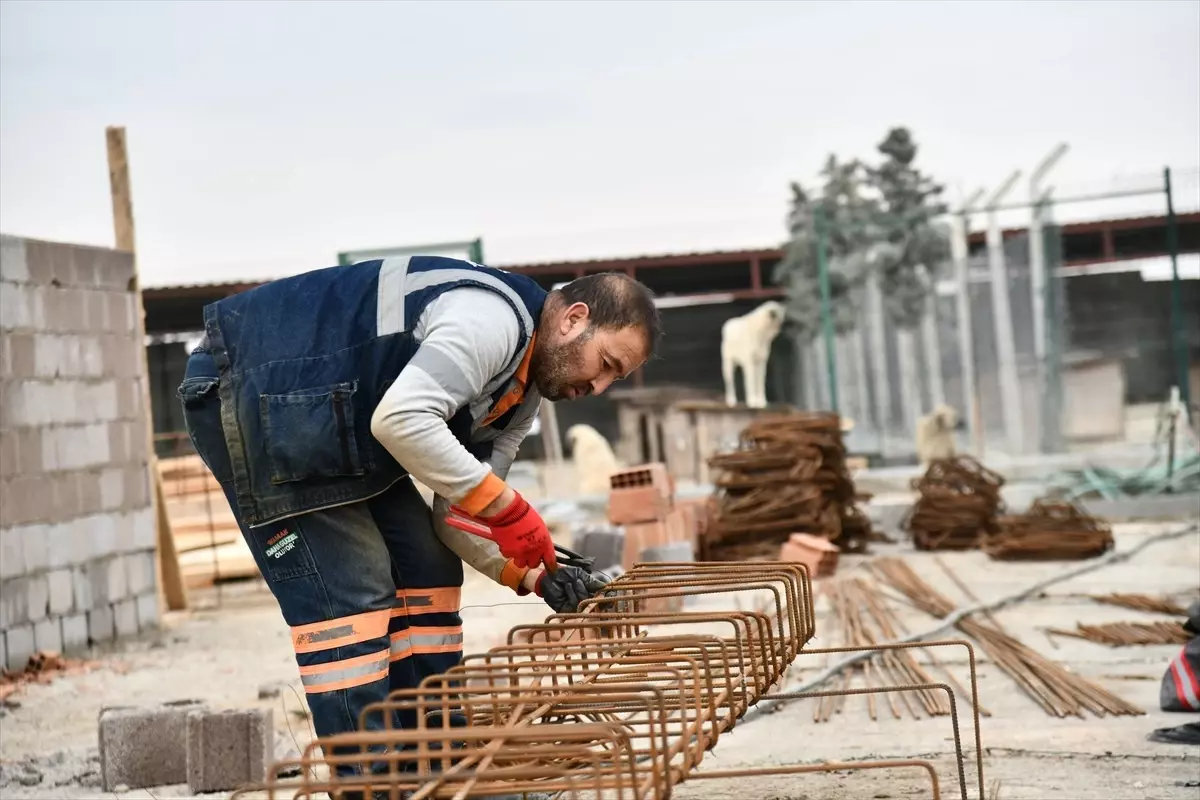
[178,539,261,589]
[108,124,187,612]
[106,126,136,252]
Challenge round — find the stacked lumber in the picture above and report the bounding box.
[157,455,260,588]
[702,412,872,561]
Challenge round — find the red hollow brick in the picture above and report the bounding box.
[779,533,840,579]
[608,463,673,497]
[607,486,671,526]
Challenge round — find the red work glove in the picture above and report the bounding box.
[446,493,558,572]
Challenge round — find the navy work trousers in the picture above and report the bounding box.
[177,350,465,772]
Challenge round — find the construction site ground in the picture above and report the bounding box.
[1,519,1197,799]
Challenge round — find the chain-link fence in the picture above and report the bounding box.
[794,167,1200,463]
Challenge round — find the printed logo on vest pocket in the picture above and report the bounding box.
[265,528,299,559]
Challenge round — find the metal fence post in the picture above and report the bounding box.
[1030,145,1068,452]
[985,171,1026,456]
[1164,167,1192,419]
[953,191,985,456]
[815,206,840,414]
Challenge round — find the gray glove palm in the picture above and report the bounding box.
[537,565,609,613]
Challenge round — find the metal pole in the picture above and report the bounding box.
[919,264,946,410]
[953,189,985,456]
[1165,167,1192,419]
[815,207,839,414]
[985,170,1025,456]
[1030,144,1069,453]
[1042,202,1066,453]
[865,271,890,455]
[1028,145,1068,377]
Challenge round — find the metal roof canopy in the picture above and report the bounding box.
[336,238,484,266]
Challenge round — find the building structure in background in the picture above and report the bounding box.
[140,210,1200,463]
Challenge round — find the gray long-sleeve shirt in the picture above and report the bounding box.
[368,287,540,587]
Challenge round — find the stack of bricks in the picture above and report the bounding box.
[1,235,158,671]
[606,463,697,571]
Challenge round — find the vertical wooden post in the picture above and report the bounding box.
[106,126,188,612]
[106,127,136,252]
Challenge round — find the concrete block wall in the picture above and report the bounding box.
[1,235,158,671]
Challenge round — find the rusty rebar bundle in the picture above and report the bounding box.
[704,412,872,559]
[904,456,1005,551]
[870,557,1143,719]
[985,499,1114,561]
[1048,621,1191,647]
[233,561,986,800]
[1088,593,1190,616]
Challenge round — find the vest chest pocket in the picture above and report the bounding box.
[259,382,365,485]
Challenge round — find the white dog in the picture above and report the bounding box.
[565,424,623,495]
[721,300,786,409]
[915,403,963,466]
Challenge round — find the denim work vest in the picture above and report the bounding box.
[198,256,548,528]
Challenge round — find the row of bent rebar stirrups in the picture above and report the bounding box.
[232,561,986,800]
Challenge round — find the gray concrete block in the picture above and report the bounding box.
[131,506,155,549]
[71,567,92,611]
[26,573,49,622]
[0,526,25,579]
[87,556,127,606]
[18,522,50,573]
[0,234,29,283]
[113,598,137,638]
[574,527,624,572]
[61,612,89,653]
[33,617,62,654]
[48,519,83,569]
[47,568,74,615]
[88,512,119,559]
[5,623,34,671]
[135,592,159,632]
[125,551,155,596]
[98,700,206,791]
[0,575,29,629]
[88,605,114,643]
[99,467,124,512]
[186,708,273,793]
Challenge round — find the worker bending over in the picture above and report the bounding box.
[177,256,660,751]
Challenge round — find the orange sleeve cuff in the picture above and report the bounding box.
[459,472,506,516]
[500,559,531,595]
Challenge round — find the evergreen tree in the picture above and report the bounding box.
[773,155,879,344]
[865,127,952,328]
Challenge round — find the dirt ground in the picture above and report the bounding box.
[1,520,1197,800]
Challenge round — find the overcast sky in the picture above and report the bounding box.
[2,0,1198,287]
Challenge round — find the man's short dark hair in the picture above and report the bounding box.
[554,272,661,355]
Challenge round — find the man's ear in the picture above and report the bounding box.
[561,301,590,334]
